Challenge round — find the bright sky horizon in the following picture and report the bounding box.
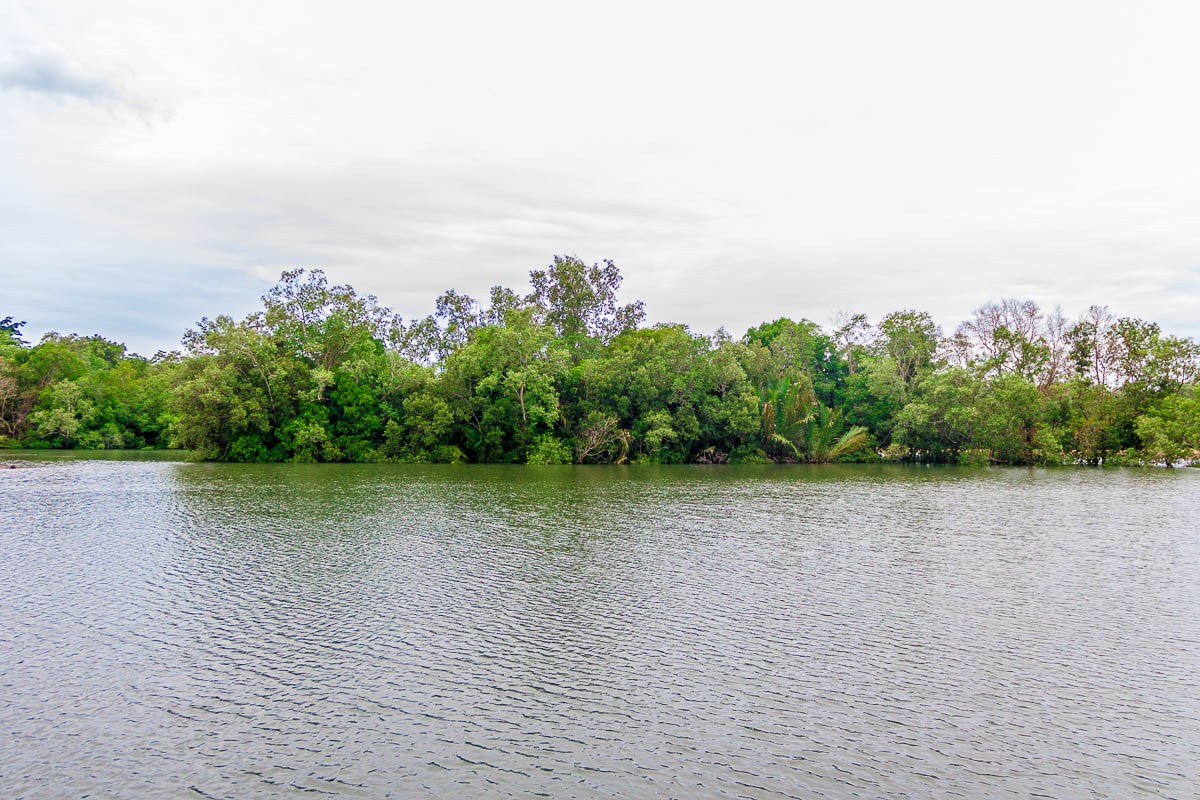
[3,0,1199,356]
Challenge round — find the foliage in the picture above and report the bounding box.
[4,274,1197,468]
[526,434,573,465]
[1135,395,1200,467]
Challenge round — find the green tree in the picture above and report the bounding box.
[528,255,645,357]
[1135,394,1200,467]
[440,307,568,462]
[876,310,940,400]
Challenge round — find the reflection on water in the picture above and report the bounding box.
[2,459,1198,798]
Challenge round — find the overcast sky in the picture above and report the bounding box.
[3,0,1199,355]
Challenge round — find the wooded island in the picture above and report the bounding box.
[2,257,1197,465]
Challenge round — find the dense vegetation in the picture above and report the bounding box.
[2,258,1198,465]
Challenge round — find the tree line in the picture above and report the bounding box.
[2,257,1198,465]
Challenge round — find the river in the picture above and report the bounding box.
[2,454,1198,798]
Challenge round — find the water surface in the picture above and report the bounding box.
[2,456,1198,798]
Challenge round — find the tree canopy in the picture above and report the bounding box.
[3,258,1198,466]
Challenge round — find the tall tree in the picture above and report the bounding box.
[527,255,645,356]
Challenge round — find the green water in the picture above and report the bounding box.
[2,454,1198,798]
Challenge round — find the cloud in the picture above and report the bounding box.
[4,0,1200,353]
[0,51,121,102]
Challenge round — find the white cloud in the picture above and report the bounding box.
[2,0,1199,355]
[0,50,121,102]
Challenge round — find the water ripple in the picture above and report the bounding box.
[1,461,1198,798]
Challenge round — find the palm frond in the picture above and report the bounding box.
[826,426,869,460]
[768,432,801,460]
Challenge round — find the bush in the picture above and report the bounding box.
[729,444,771,464]
[431,445,466,464]
[525,435,571,465]
[1032,425,1068,465]
[957,449,989,466]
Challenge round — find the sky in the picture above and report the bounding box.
[3,0,1199,356]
